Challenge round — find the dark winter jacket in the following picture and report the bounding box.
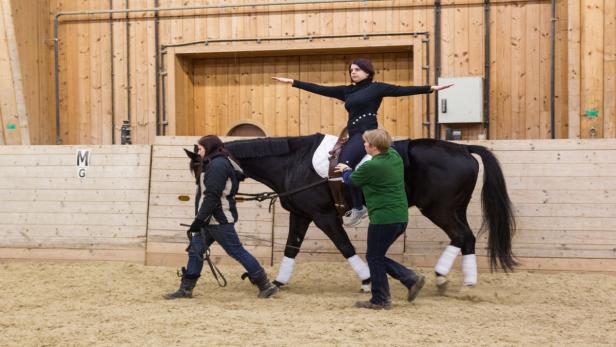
[194,155,239,225]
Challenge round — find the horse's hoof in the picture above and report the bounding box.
[436,275,448,295]
[359,283,371,293]
[272,280,285,288]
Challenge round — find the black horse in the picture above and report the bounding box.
[185,133,516,291]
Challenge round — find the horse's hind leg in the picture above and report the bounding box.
[274,212,312,286]
[421,207,476,291]
[457,209,478,286]
[312,213,371,292]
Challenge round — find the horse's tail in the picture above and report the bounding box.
[467,145,518,272]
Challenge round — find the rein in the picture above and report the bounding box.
[235,178,328,212]
[180,223,227,287]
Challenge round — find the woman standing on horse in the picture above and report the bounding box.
[164,135,278,300]
[273,58,452,226]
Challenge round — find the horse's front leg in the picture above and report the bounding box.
[273,212,311,287]
[312,212,371,293]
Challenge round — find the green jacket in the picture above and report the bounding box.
[349,148,408,224]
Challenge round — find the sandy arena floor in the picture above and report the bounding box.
[1,260,615,346]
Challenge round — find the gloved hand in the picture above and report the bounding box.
[188,218,205,233]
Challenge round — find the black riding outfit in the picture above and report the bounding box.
[292,79,432,208]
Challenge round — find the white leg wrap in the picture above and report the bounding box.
[435,245,461,276]
[462,254,478,286]
[347,255,371,280]
[275,256,295,284]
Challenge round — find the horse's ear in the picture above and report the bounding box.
[184,148,198,160]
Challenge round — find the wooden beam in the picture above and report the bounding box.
[0,0,29,144]
[173,39,415,58]
[0,0,18,144]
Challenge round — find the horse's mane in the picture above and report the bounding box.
[226,134,323,159]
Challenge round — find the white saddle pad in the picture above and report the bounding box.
[312,134,372,178]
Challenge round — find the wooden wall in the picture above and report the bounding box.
[1,0,614,144]
[0,0,34,145]
[174,51,418,137]
[148,136,616,272]
[568,0,616,139]
[0,138,614,271]
[31,0,567,145]
[0,145,151,262]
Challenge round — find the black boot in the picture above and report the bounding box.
[244,271,278,298]
[163,274,198,300]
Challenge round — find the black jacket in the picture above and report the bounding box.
[194,155,239,225]
[292,79,432,136]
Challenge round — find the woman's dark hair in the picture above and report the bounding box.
[198,135,230,165]
[349,58,375,82]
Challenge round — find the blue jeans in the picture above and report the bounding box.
[366,222,419,305]
[184,223,264,280]
[340,133,366,209]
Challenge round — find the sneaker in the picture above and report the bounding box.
[407,275,425,302]
[343,206,368,227]
[354,300,392,310]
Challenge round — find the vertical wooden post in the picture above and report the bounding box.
[0,0,29,144]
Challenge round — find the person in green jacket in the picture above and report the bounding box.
[335,129,425,310]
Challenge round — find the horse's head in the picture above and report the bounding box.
[184,145,202,185]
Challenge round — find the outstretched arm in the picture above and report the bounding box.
[272,76,346,101]
[378,82,454,97]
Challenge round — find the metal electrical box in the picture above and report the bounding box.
[437,76,483,123]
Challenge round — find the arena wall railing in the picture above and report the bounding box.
[2,138,615,272]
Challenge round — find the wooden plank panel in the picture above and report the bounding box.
[274,56,289,136]
[501,4,512,139]
[214,58,228,135]
[297,55,310,135]
[193,62,206,134]
[10,0,40,144]
[77,1,90,145]
[525,3,541,138]
[0,0,20,144]
[468,5,483,76]
[320,54,335,135]
[404,254,616,272]
[454,4,469,76]
[89,7,102,145]
[554,0,569,139]
[568,0,581,138]
[0,247,144,263]
[395,52,412,138]
[538,2,552,139]
[263,58,275,135]
[580,0,604,138]
[510,3,525,139]
[238,57,251,128]
[604,0,616,138]
[332,54,349,134]
[382,53,396,135]
[145,3,157,144]
[412,41,424,138]
[0,144,150,262]
[0,0,29,144]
